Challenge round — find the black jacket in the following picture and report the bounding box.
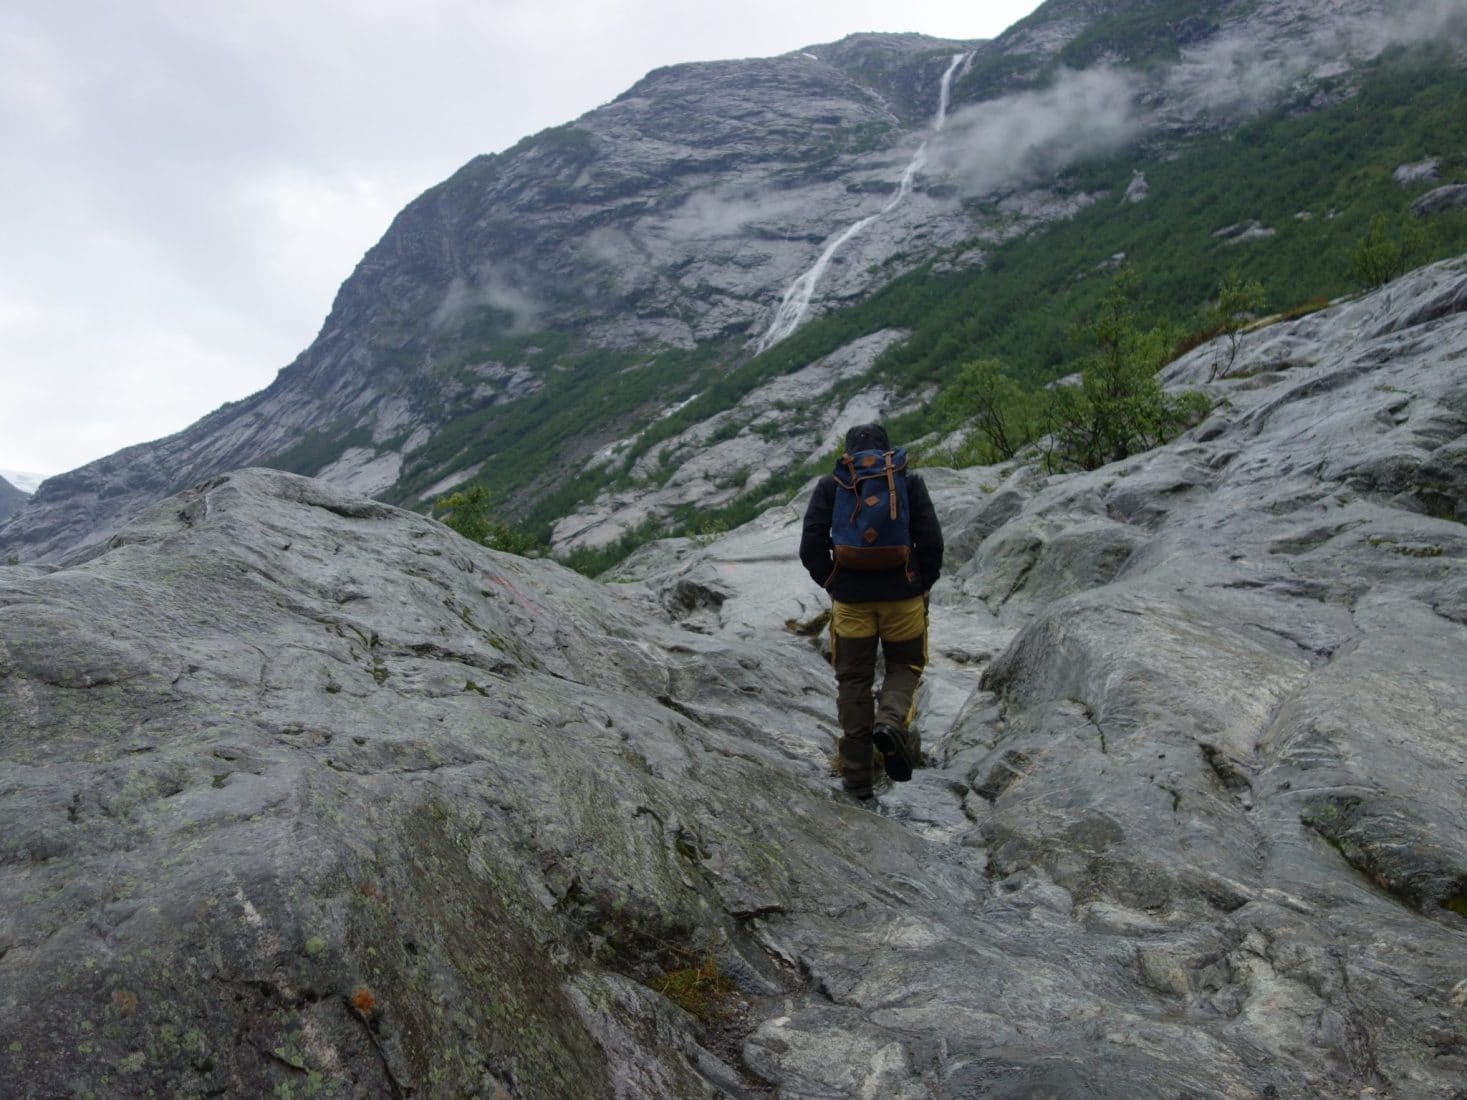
[799,471,943,602]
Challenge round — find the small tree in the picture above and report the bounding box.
[1204,269,1267,381]
[1042,270,1208,472]
[1350,212,1427,290]
[935,358,1040,463]
[435,483,541,556]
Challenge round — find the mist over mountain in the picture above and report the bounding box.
[1,0,1465,565]
[0,470,42,495]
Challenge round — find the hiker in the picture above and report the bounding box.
[800,423,944,801]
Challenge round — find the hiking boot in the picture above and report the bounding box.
[873,723,913,782]
[901,726,923,768]
[838,733,876,798]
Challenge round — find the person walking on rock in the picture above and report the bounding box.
[800,423,944,801]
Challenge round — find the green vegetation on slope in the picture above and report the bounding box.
[678,44,1467,542]
[825,42,1467,405]
[414,42,1467,572]
[1055,0,1235,67]
[385,338,726,524]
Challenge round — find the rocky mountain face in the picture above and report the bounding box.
[0,475,27,525]
[0,32,981,564]
[5,0,1462,566]
[4,255,1466,1097]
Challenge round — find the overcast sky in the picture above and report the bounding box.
[0,0,1043,485]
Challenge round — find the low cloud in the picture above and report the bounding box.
[431,268,542,333]
[582,226,638,268]
[934,0,1467,200]
[1353,0,1467,52]
[932,67,1142,197]
[1164,0,1467,122]
[658,187,821,239]
[1160,33,1313,122]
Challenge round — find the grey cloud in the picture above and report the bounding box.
[658,188,821,239]
[431,269,543,333]
[1351,0,1467,51]
[934,0,1466,200]
[1163,0,1467,122]
[933,67,1142,197]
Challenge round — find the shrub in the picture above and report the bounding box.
[1041,271,1208,472]
[435,483,542,556]
[1350,212,1427,289]
[1203,269,1267,380]
[935,358,1042,463]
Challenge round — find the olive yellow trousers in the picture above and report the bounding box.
[830,595,927,793]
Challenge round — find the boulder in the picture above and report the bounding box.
[0,469,847,1097]
[1410,182,1467,217]
[1392,157,1439,184]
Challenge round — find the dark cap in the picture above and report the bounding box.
[843,422,890,453]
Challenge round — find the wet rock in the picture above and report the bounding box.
[0,469,846,1097]
[1300,792,1467,917]
[7,253,1467,1097]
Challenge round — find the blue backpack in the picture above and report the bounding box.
[830,447,912,571]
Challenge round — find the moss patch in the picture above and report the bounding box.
[345,798,613,1098]
[646,955,738,1021]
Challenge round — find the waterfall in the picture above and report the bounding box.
[934,50,963,131]
[757,216,879,355]
[757,51,971,352]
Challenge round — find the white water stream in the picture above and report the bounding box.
[758,52,972,352]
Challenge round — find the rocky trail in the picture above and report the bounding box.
[609,253,1467,1096]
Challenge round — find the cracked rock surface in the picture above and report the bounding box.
[4,256,1467,1096]
[615,256,1467,1097]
